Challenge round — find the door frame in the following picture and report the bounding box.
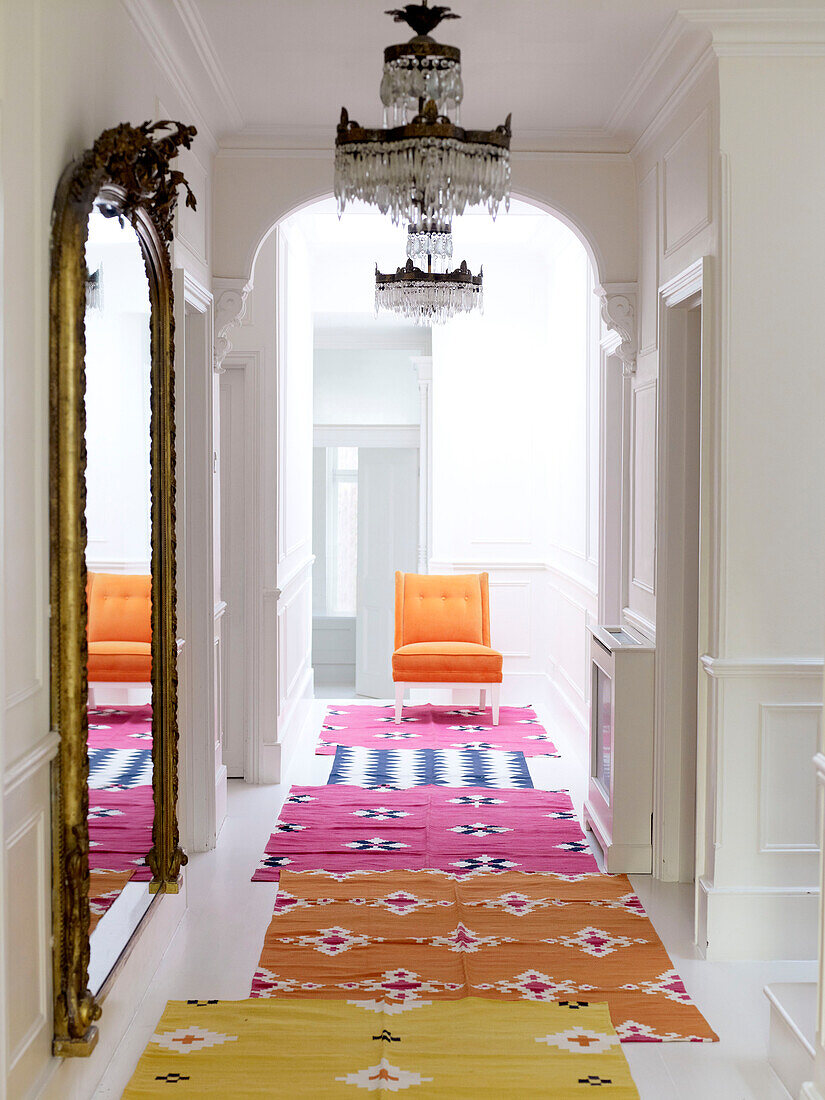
[174,268,225,851]
[653,256,710,882]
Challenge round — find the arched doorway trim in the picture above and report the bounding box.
[213,188,635,370]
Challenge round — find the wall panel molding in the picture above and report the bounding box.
[701,655,825,679]
[5,807,48,1075]
[758,703,821,853]
[663,107,713,256]
[3,730,59,796]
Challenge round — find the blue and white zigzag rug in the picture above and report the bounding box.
[88,748,153,790]
[327,746,533,789]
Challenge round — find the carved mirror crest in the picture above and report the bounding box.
[49,121,195,1055]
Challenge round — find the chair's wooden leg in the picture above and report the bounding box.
[491,684,500,725]
[479,688,486,712]
[395,683,404,723]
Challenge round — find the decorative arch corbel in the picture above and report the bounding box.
[596,282,638,376]
[213,277,252,372]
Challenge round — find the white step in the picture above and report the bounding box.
[765,982,816,1099]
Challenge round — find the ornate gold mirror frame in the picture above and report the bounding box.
[49,121,196,1055]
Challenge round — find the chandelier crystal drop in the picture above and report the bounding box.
[335,2,511,226]
[407,215,453,270]
[376,228,482,325]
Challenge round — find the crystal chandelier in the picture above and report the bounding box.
[376,219,482,325]
[335,2,512,226]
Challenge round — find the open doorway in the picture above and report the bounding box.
[656,260,705,885]
[220,195,601,784]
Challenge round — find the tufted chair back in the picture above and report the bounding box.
[395,572,491,648]
[87,572,152,644]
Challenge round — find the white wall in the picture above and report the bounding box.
[632,35,825,958]
[221,220,314,782]
[429,211,598,751]
[314,350,420,426]
[0,2,214,1095]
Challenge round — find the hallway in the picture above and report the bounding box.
[93,698,813,1099]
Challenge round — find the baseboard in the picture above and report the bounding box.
[314,663,355,684]
[258,665,314,784]
[766,982,816,1100]
[215,763,228,838]
[41,883,187,1099]
[698,877,819,960]
[544,671,589,771]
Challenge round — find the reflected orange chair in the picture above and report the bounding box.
[392,572,503,724]
[86,572,152,685]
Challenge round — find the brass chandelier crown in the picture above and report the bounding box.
[334,1,512,225]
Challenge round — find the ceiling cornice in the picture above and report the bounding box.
[630,43,716,158]
[680,8,825,55]
[604,14,714,148]
[121,0,218,151]
[173,0,246,128]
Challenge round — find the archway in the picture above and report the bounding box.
[217,190,620,819]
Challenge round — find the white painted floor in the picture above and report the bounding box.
[94,695,815,1099]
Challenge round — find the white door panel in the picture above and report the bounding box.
[355,448,419,698]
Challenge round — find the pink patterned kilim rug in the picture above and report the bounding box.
[252,785,598,881]
[88,704,153,749]
[88,705,154,880]
[316,703,559,758]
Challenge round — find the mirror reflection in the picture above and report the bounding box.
[84,203,154,990]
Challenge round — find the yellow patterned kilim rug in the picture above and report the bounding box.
[123,997,639,1097]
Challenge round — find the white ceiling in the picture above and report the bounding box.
[144,0,814,150]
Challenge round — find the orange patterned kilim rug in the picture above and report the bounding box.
[251,870,717,1044]
[89,869,134,933]
[122,997,639,1097]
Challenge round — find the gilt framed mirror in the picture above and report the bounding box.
[49,122,196,1055]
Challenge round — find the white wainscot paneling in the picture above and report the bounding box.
[629,379,657,625]
[663,108,712,256]
[4,750,53,1098]
[547,584,590,705]
[175,146,209,268]
[638,164,659,354]
[6,809,47,1075]
[278,569,313,714]
[488,580,532,660]
[759,704,822,853]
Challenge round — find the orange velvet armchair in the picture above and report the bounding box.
[86,572,152,687]
[392,572,503,724]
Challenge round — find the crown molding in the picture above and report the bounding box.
[510,128,627,154]
[173,0,245,129]
[606,14,714,151]
[121,0,218,152]
[680,8,825,56]
[631,43,716,158]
